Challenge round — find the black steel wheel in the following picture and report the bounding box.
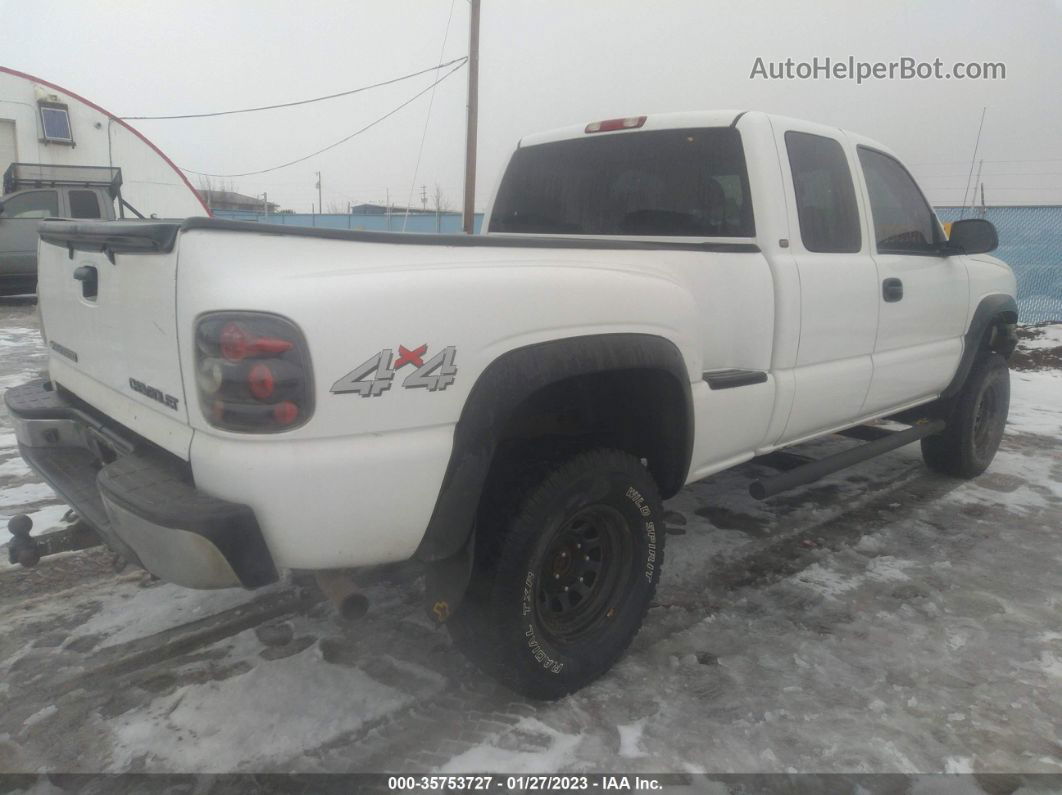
[536,505,634,643]
[922,352,1010,478]
[448,448,664,700]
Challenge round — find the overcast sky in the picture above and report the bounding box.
[3,0,1060,212]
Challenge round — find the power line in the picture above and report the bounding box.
[180,60,467,178]
[909,157,1062,166]
[403,0,458,231]
[916,172,1062,178]
[121,57,467,120]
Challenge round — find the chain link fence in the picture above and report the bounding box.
[936,206,1062,325]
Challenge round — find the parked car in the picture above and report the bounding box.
[0,163,122,295]
[6,111,1017,698]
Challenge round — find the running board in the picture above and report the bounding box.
[749,419,945,500]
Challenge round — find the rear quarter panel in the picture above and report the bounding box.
[175,229,711,568]
[175,229,706,440]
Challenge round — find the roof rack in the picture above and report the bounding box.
[3,163,123,199]
[3,162,145,219]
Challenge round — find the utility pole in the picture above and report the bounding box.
[421,184,428,211]
[260,192,268,216]
[462,0,480,234]
[315,171,322,216]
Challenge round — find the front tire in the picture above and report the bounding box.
[921,352,1010,478]
[449,449,664,700]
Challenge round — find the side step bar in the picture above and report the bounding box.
[749,419,946,500]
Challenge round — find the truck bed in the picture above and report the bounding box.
[41,216,762,257]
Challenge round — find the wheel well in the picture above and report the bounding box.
[416,333,692,563]
[487,367,690,500]
[986,310,1018,358]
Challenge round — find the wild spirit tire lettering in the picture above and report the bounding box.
[626,486,658,581]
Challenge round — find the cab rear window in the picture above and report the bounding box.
[489,128,754,237]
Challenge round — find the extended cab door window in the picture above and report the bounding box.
[773,127,876,444]
[68,190,102,219]
[0,190,59,274]
[489,128,754,237]
[785,131,861,253]
[857,147,943,254]
[2,190,59,218]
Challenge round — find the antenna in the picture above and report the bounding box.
[960,107,987,219]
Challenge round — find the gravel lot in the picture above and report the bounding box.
[0,298,1059,783]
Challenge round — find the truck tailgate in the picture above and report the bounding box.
[36,220,192,458]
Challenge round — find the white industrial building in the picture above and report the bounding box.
[0,66,207,218]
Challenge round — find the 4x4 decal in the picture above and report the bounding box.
[331,344,457,397]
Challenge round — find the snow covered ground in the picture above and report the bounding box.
[0,300,1059,780]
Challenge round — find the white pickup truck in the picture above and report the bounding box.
[6,111,1017,698]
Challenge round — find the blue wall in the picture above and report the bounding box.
[213,209,483,235]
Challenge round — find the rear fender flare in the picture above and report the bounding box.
[415,333,693,563]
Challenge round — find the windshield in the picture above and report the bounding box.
[489,127,754,237]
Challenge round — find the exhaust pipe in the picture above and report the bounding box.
[315,570,369,621]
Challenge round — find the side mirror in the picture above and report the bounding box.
[946,218,998,255]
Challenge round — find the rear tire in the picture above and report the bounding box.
[921,353,1009,478]
[448,448,664,700]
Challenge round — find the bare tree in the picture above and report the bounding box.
[433,183,451,232]
[196,176,239,211]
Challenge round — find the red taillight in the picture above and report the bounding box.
[585,115,647,134]
[273,401,299,425]
[220,322,294,362]
[220,322,249,361]
[196,313,312,433]
[248,364,275,400]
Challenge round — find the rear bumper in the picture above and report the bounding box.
[5,380,277,589]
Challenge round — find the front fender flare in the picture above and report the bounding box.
[941,293,1018,400]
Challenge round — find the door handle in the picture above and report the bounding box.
[882,277,903,302]
[73,265,98,299]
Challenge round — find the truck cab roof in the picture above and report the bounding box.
[518,110,899,161]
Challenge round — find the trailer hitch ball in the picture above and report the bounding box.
[7,514,40,568]
[9,514,32,537]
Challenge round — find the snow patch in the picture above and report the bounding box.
[791,563,861,598]
[0,457,31,477]
[943,756,975,774]
[108,633,410,772]
[69,582,263,649]
[0,482,57,508]
[22,705,57,729]
[439,717,583,774]
[1007,370,1062,436]
[616,718,648,759]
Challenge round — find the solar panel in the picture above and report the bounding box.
[40,105,73,143]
